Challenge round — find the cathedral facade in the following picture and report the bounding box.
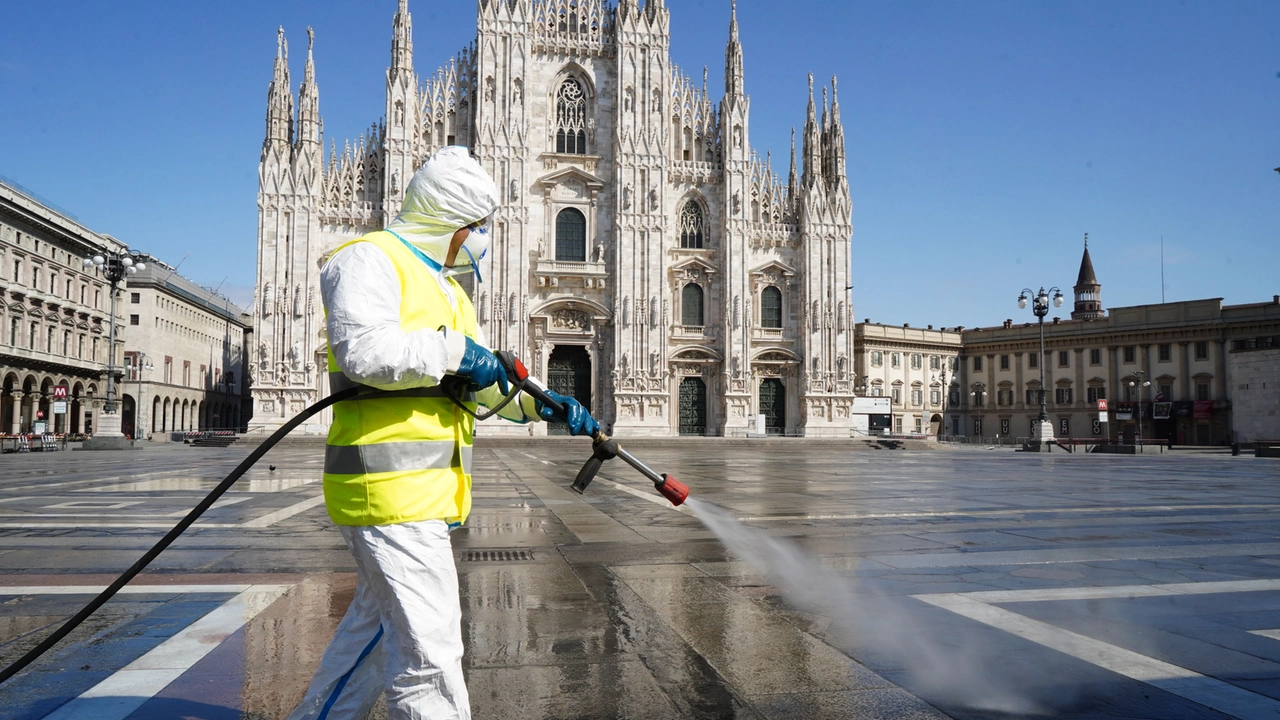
[252,0,857,437]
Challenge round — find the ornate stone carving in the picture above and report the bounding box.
[509,293,519,324]
[551,309,589,331]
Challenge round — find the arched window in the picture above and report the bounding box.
[761,286,782,328]
[682,284,704,326]
[555,78,587,154]
[555,208,587,262]
[679,201,704,248]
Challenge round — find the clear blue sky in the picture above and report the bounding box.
[1,1,1277,327]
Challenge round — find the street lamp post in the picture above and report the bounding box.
[1128,370,1151,450]
[81,249,144,448]
[1018,286,1064,449]
[134,352,154,439]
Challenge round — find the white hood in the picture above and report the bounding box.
[385,146,499,267]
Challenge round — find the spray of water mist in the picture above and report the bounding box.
[684,497,1053,716]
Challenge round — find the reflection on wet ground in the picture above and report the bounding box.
[0,442,1278,718]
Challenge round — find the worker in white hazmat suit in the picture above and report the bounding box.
[287,146,598,720]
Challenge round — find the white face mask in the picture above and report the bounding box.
[448,217,491,283]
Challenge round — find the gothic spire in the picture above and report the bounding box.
[296,27,320,147]
[788,126,799,200]
[390,0,413,80]
[724,0,745,100]
[264,27,294,149]
[828,76,846,182]
[802,73,821,187]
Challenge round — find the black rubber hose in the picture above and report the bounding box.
[0,387,357,686]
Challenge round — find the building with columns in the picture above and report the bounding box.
[0,179,122,436]
[950,244,1280,445]
[251,0,857,436]
[122,261,251,439]
[853,323,961,436]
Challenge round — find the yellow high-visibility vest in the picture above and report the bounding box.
[322,230,477,526]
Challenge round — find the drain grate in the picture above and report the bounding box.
[465,550,534,562]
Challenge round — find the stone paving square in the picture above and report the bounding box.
[0,441,1276,719]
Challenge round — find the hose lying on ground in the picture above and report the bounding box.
[0,386,357,686]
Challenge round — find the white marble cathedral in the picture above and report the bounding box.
[252,0,856,436]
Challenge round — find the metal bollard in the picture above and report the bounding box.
[1231,443,1240,456]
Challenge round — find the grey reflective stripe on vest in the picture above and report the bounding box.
[325,440,458,475]
[328,372,459,399]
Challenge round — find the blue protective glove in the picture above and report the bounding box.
[455,337,510,395]
[538,390,600,437]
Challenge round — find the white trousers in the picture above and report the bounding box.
[287,520,470,720]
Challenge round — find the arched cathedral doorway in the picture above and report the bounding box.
[678,377,707,436]
[760,379,785,435]
[546,345,591,436]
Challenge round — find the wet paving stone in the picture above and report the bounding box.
[1,443,1279,717]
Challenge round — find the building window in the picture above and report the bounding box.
[1157,383,1171,401]
[1194,341,1208,360]
[870,351,883,368]
[28,322,37,350]
[164,357,173,384]
[130,292,140,304]
[1058,351,1069,368]
[554,208,587,262]
[760,286,782,328]
[930,355,940,370]
[871,384,883,397]
[891,352,901,368]
[931,389,941,405]
[891,387,901,404]
[129,314,140,326]
[997,389,1013,406]
[1055,387,1073,404]
[1000,354,1009,370]
[1026,388,1043,405]
[679,201,704,248]
[77,334,84,358]
[1124,346,1136,363]
[1028,352,1038,368]
[12,260,20,283]
[554,78,588,154]
[911,389,922,406]
[1195,382,1210,401]
[681,283,704,326]
[1090,348,1101,365]
[911,354,922,370]
[1087,386,1106,403]
[8,318,17,346]
[62,331,70,355]
[914,417,922,434]
[1158,343,1171,362]
[973,356,982,371]
[46,327,54,353]
[949,389,960,405]
[972,389,985,406]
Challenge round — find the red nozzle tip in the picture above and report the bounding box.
[513,357,529,382]
[657,474,689,506]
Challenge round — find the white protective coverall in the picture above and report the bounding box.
[288,147,539,720]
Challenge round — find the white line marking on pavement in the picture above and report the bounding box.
[0,584,255,595]
[871,541,1280,569]
[239,493,326,527]
[1250,629,1280,641]
[914,580,1280,719]
[40,584,292,720]
[43,500,144,510]
[598,479,691,515]
[0,523,242,529]
[735,503,1280,523]
[945,578,1280,604]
